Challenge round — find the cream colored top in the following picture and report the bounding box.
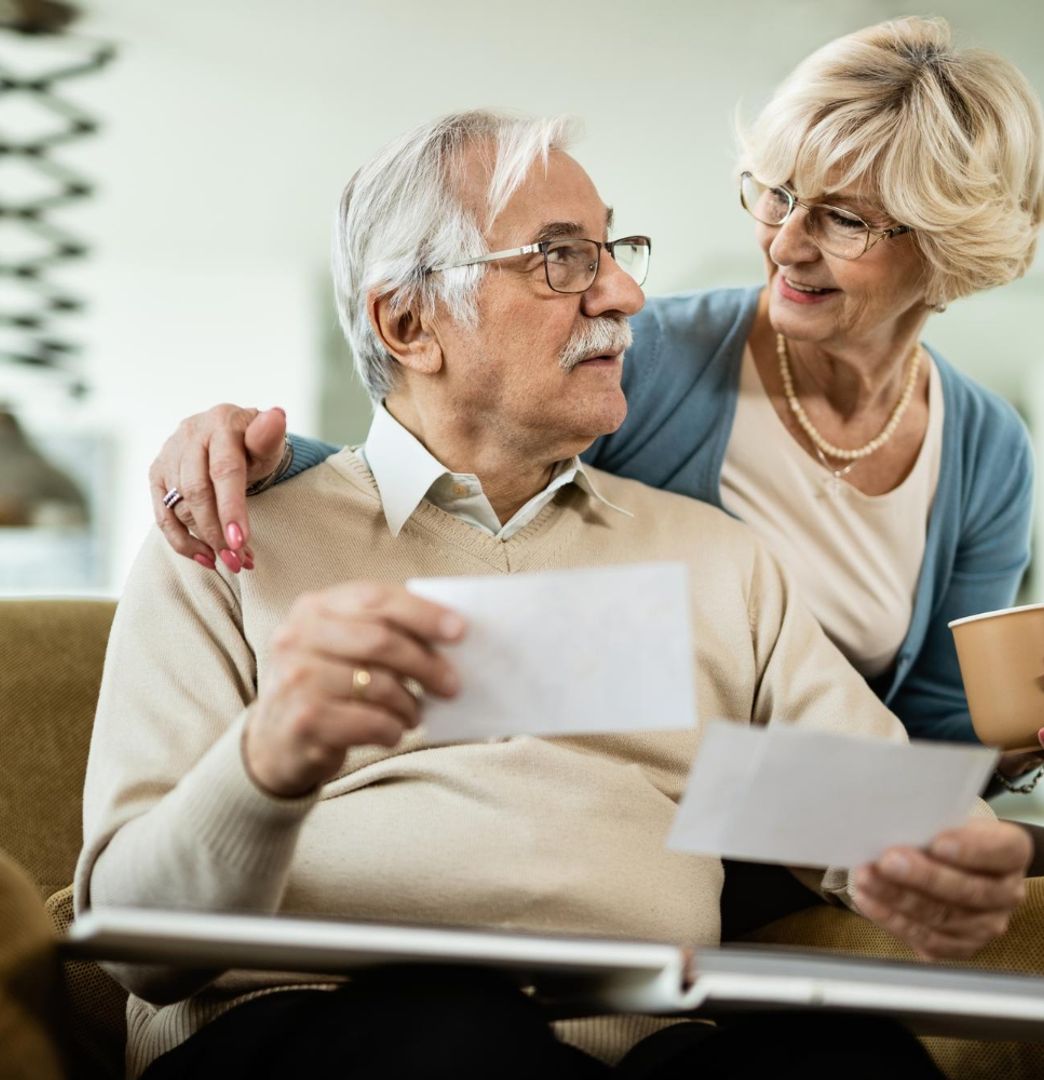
[76,452,914,1077]
[721,346,944,679]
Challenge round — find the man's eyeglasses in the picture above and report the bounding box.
[430,235,651,294]
[739,172,911,260]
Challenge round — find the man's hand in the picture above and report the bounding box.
[852,819,1031,960]
[149,404,287,572]
[244,582,465,798]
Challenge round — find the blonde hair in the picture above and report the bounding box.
[739,17,1044,306]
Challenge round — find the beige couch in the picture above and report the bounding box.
[2,597,1043,1079]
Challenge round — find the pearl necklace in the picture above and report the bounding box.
[776,333,922,463]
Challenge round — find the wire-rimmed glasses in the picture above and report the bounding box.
[430,235,651,294]
[739,172,911,260]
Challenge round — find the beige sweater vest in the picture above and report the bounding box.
[76,450,907,1076]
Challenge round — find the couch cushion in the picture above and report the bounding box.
[744,877,1044,1080]
[0,599,116,898]
[47,886,126,1080]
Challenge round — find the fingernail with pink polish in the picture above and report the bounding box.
[226,522,244,549]
[219,549,242,574]
[193,554,216,571]
[242,554,255,571]
[1038,727,1044,748]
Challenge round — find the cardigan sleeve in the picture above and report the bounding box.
[890,407,1034,743]
[283,434,341,481]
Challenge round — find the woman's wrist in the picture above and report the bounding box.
[246,436,294,496]
[993,764,1044,795]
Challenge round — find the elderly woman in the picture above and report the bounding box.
[151,18,1044,783]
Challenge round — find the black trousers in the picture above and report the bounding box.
[141,966,944,1080]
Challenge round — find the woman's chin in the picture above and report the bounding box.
[767,297,834,343]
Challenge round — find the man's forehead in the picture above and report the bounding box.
[460,145,612,243]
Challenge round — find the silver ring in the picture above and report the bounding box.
[162,486,184,510]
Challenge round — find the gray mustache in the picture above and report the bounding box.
[560,317,633,371]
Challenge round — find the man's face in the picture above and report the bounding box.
[430,148,645,459]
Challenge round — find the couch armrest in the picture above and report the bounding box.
[0,849,66,1080]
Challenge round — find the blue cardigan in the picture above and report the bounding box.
[285,286,1034,743]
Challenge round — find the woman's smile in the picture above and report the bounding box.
[776,274,840,305]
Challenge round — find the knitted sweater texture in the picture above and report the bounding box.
[77,451,906,1075]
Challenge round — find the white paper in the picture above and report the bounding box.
[407,562,696,743]
[667,721,997,868]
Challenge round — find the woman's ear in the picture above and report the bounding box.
[367,292,443,375]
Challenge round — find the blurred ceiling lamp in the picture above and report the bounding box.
[0,0,114,398]
[0,1,79,34]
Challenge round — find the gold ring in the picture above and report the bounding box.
[351,666,372,701]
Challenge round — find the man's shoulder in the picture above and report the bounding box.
[576,468,775,614]
[585,465,757,545]
[255,447,378,509]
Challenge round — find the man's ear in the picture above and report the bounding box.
[367,292,443,375]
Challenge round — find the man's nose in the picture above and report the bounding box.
[581,250,645,318]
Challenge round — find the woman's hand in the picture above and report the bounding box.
[244,582,466,798]
[149,404,287,571]
[852,819,1031,960]
[996,727,1044,783]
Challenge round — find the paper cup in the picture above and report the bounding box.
[949,603,1044,750]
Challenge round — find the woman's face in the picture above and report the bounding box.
[757,180,930,352]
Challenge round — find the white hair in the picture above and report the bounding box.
[738,17,1044,307]
[331,110,579,400]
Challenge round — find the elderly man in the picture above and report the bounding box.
[77,111,1026,1080]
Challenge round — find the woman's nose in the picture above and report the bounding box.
[769,206,821,266]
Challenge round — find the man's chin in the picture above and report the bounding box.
[549,378,627,448]
[582,394,628,441]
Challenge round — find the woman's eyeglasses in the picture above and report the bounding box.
[739,172,911,260]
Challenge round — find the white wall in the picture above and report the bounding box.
[3,0,1043,592]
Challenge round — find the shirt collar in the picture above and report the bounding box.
[360,404,632,538]
[361,405,447,537]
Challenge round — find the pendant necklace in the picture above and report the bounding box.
[777,333,922,498]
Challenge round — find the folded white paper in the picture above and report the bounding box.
[668,721,997,868]
[407,562,696,743]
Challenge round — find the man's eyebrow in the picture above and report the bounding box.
[531,208,614,245]
[532,221,586,244]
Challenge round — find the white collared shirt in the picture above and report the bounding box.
[358,405,629,540]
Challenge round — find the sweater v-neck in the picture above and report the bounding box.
[324,449,600,573]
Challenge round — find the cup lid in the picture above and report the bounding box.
[948,602,1044,629]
